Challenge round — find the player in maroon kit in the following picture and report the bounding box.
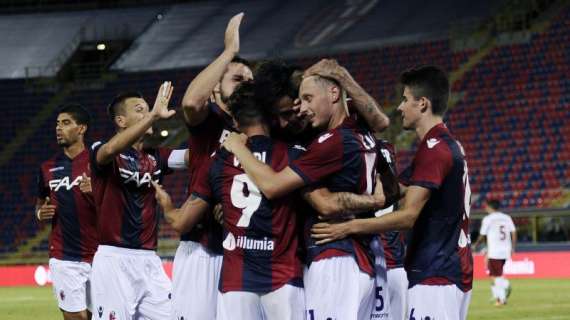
[311,65,474,320]
[222,64,389,319]
[37,104,97,320]
[172,12,253,320]
[154,82,305,319]
[89,82,177,320]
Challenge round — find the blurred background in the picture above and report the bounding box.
[0,0,568,318]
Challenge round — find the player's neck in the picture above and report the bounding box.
[416,116,443,140]
[215,97,230,116]
[327,104,347,130]
[63,141,85,159]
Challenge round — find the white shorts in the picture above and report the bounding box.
[387,268,408,320]
[49,258,92,313]
[371,240,390,320]
[217,284,305,320]
[304,256,375,320]
[90,245,172,320]
[408,284,471,320]
[171,241,222,320]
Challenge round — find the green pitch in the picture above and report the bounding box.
[1,279,569,319]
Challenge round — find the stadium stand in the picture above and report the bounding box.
[0,0,568,261]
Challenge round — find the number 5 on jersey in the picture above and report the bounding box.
[230,173,262,227]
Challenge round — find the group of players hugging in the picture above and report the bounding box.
[37,12,473,320]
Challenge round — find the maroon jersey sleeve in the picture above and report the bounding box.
[158,148,174,176]
[192,159,215,204]
[289,131,344,185]
[36,166,49,198]
[89,141,114,176]
[407,143,453,190]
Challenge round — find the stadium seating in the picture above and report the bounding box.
[0,4,568,256]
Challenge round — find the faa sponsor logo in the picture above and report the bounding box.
[222,232,274,251]
[49,176,83,191]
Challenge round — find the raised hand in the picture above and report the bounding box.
[151,81,175,120]
[79,172,92,194]
[225,12,244,55]
[37,197,56,221]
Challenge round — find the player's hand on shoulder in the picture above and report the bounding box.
[79,172,92,194]
[151,81,175,120]
[37,197,56,221]
[222,132,247,154]
[224,12,244,55]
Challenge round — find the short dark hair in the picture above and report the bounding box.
[58,104,90,127]
[228,81,275,128]
[486,199,501,210]
[107,91,143,120]
[253,60,302,107]
[400,65,449,115]
[231,55,252,68]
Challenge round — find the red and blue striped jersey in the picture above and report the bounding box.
[37,149,98,262]
[375,140,406,269]
[289,118,377,276]
[193,136,305,293]
[183,102,235,254]
[399,123,473,292]
[90,142,172,250]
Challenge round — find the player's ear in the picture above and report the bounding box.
[115,115,127,129]
[420,97,429,113]
[329,84,340,103]
[78,124,88,136]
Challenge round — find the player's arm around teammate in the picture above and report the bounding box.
[95,82,174,165]
[311,186,430,243]
[302,175,386,218]
[181,12,244,125]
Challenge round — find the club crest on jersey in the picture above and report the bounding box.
[219,129,232,144]
[49,176,82,191]
[119,168,160,187]
[223,232,274,251]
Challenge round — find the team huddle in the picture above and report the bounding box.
[36,13,474,320]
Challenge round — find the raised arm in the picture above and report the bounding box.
[96,82,174,165]
[181,13,243,126]
[311,185,430,244]
[304,59,390,132]
[303,175,386,217]
[222,133,305,199]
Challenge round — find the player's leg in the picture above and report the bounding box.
[260,284,305,320]
[48,258,92,320]
[305,256,374,320]
[408,284,465,320]
[459,287,472,320]
[387,267,408,320]
[136,253,173,320]
[90,247,138,319]
[217,290,263,320]
[171,241,222,319]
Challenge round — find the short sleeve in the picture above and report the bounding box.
[408,143,453,190]
[90,141,113,176]
[157,148,174,176]
[37,167,49,199]
[507,217,516,232]
[289,131,344,185]
[480,217,489,235]
[192,159,215,204]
